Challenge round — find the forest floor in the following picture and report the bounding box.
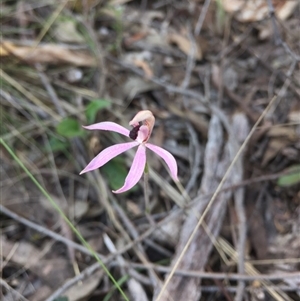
[1,1,300,301]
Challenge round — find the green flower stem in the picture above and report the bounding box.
[0,138,129,301]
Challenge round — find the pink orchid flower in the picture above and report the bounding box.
[80,110,178,193]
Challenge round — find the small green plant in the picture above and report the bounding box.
[47,136,70,153]
[215,0,226,35]
[105,5,124,52]
[102,157,137,194]
[0,138,130,301]
[277,165,300,187]
[85,99,110,124]
[56,118,85,138]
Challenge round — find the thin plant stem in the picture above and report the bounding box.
[144,162,150,213]
[0,138,130,301]
[156,95,278,301]
[144,163,155,226]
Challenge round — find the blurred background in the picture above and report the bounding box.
[1,0,300,300]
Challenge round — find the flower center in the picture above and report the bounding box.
[129,124,141,140]
[129,124,150,143]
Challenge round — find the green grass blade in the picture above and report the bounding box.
[0,138,130,301]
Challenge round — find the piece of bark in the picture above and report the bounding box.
[158,112,249,301]
[157,115,228,300]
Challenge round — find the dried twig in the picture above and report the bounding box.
[219,238,295,301]
[103,234,149,301]
[78,16,107,97]
[0,204,105,260]
[156,95,279,301]
[2,204,299,299]
[230,113,250,301]
[0,278,30,301]
[194,0,212,36]
[266,0,300,62]
[116,263,300,282]
[185,122,202,195]
[106,55,206,103]
[0,69,60,120]
[181,27,196,89]
[113,200,162,289]
[200,285,299,293]
[35,63,66,117]
[158,115,229,301]
[44,262,101,301]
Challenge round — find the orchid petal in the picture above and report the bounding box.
[80,142,139,174]
[146,143,178,181]
[83,122,130,137]
[113,145,146,194]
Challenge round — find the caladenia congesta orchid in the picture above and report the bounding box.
[80,110,178,193]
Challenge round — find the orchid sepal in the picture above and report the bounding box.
[112,145,146,193]
[83,121,130,137]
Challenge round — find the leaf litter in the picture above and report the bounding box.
[1,0,300,300]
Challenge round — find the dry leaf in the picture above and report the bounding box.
[288,110,300,123]
[268,126,298,141]
[124,32,149,47]
[221,0,298,23]
[30,285,52,301]
[212,63,238,91]
[126,200,142,216]
[64,271,104,301]
[168,33,202,60]
[142,30,170,49]
[152,217,182,246]
[53,20,85,44]
[1,235,40,267]
[123,76,158,99]
[1,236,73,288]
[127,278,149,301]
[133,59,153,78]
[122,51,154,78]
[73,201,89,219]
[68,0,101,12]
[262,138,288,166]
[109,0,134,5]
[1,41,96,66]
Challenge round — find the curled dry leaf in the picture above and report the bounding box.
[1,236,73,289]
[122,51,154,78]
[288,110,300,123]
[64,271,104,301]
[133,59,153,78]
[1,41,96,66]
[126,200,143,216]
[123,76,158,99]
[267,126,298,141]
[53,19,85,44]
[168,33,202,60]
[152,217,182,246]
[123,32,149,47]
[220,0,298,23]
[127,278,149,301]
[263,126,300,165]
[31,286,52,301]
[262,138,288,166]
